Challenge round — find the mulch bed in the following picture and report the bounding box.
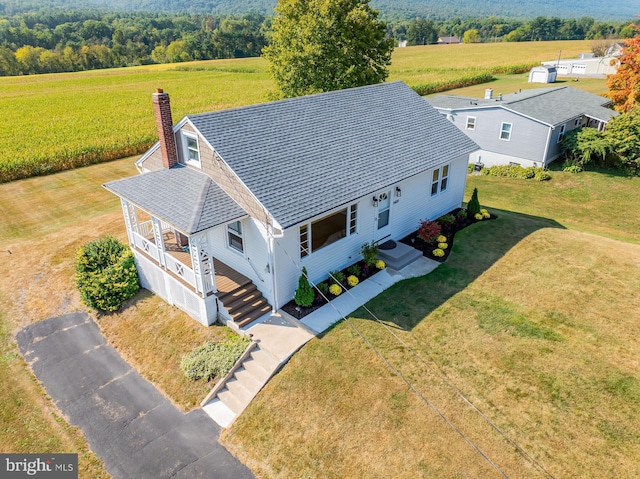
[283,208,497,319]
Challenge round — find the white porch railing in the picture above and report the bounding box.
[164,253,197,289]
[132,232,159,262]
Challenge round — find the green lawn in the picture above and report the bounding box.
[222,172,640,478]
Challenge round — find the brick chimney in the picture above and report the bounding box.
[152,88,178,169]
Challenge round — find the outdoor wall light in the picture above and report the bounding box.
[395,186,402,197]
[372,196,378,206]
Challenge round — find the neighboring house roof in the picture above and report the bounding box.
[438,36,460,44]
[427,86,618,127]
[104,165,245,234]
[184,81,478,229]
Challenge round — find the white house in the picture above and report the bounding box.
[427,86,618,168]
[541,44,625,78]
[104,82,478,328]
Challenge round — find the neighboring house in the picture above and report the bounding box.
[528,65,557,83]
[104,82,479,329]
[437,36,461,44]
[398,40,407,48]
[427,86,618,168]
[541,46,624,78]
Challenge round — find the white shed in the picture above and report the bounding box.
[529,65,557,83]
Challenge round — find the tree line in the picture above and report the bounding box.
[0,8,636,76]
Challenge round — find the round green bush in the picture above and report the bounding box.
[75,236,139,312]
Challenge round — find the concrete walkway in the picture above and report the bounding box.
[203,256,440,427]
[16,313,254,479]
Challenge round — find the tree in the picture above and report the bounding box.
[467,187,481,218]
[462,29,480,43]
[406,18,437,46]
[606,26,640,112]
[294,267,315,307]
[263,0,394,98]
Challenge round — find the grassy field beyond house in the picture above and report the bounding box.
[222,172,640,478]
[0,40,598,182]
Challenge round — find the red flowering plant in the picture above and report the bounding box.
[417,219,442,244]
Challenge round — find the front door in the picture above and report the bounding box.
[375,191,391,241]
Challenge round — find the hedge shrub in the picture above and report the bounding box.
[181,335,250,382]
[75,236,139,312]
[480,164,552,181]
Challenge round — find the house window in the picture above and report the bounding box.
[466,116,476,130]
[227,221,243,253]
[431,165,449,196]
[300,204,358,259]
[499,122,512,141]
[183,132,201,167]
[558,124,566,143]
[574,118,581,128]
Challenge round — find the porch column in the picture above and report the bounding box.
[120,199,135,246]
[151,217,167,268]
[189,233,216,298]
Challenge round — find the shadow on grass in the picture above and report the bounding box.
[349,208,565,332]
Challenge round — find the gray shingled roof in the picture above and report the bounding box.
[104,166,245,234]
[427,86,618,126]
[188,81,478,229]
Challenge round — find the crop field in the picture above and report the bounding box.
[0,40,599,182]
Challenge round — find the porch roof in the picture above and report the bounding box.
[104,165,245,234]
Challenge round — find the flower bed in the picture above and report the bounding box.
[400,207,496,262]
[282,259,385,320]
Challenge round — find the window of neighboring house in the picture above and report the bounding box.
[466,116,476,130]
[558,124,566,143]
[227,220,244,253]
[499,122,512,141]
[431,164,450,196]
[183,132,201,167]
[299,204,358,258]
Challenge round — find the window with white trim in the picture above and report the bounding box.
[431,164,449,196]
[299,204,358,259]
[466,116,476,130]
[558,124,566,143]
[499,122,512,141]
[182,132,201,167]
[227,220,244,253]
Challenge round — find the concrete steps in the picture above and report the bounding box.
[377,241,423,271]
[209,345,280,419]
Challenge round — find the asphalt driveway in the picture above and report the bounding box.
[16,312,253,479]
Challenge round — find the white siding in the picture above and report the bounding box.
[207,218,273,303]
[272,155,469,308]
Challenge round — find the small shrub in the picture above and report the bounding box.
[535,170,552,181]
[467,187,481,218]
[563,160,583,173]
[467,163,475,173]
[347,264,361,277]
[316,282,329,296]
[180,335,250,382]
[329,270,345,285]
[329,283,342,296]
[75,236,139,312]
[438,214,455,225]
[457,209,467,220]
[474,213,483,220]
[432,248,445,257]
[438,242,448,249]
[361,241,379,266]
[482,210,490,219]
[375,259,386,270]
[294,266,314,307]
[519,167,537,179]
[436,235,447,243]
[347,275,359,287]
[417,219,442,243]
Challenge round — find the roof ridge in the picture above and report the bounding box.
[504,86,567,105]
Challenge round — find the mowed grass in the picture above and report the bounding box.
[223,184,640,477]
[0,40,598,181]
[0,158,235,477]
